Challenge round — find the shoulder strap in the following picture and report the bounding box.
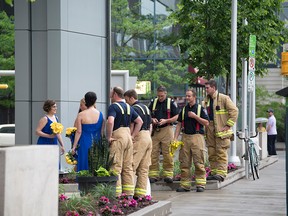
[114,102,124,114]
[181,106,186,129]
[134,104,145,115]
[114,102,130,127]
[152,98,158,112]
[167,98,171,110]
[133,103,150,130]
[196,104,201,132]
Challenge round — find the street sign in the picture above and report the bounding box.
[249,35,256,57]
[249,57,255,72]
[248,35,256,92]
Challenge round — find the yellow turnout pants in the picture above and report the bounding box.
[133,130,152,196]
[206,122,231,177]
[180,134,206,190]
[149,125,174,179]
[109,127,134,196]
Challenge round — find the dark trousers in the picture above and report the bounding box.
[267,135,277,155]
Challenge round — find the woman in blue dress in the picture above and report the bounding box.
[36,100,65,154]
[72,92,105,171]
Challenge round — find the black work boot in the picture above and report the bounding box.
[164,177,173,183]
[196,187,205,192]
[176,187,190,192]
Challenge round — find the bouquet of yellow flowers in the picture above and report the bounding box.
[50,122,64,134]
[66,127,77,137]
[65,151,77,165]
[65,127,77,149]
[169,140,184,156]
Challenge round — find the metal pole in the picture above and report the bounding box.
[286,100,288,216]
[241,58,247,170]
[153,0,156,94]
[0,70,15,76]
[229,0,240,165]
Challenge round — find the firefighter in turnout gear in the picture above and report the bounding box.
[107,87,143,197]
[124,89,153,197]
[203,80,239,182]
[148,86,179,184]
[174,89,209,192]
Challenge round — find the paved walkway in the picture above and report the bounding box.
[152,148,286,216]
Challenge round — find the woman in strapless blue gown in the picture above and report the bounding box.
[72,92,105,171]
[36,100,65,154]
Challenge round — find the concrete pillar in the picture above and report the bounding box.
[0,146,59,215]
[14,0,110,169]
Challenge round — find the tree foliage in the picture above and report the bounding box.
[0,11,14,109]
[111,0,186,92]
[171,0,288,82]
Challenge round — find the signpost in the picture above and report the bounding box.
[248,35,256,92]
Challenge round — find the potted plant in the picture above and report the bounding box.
[77,136,117,194]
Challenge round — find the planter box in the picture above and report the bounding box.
[77,176,118,194]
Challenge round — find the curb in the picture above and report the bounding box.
[128,201,171,216]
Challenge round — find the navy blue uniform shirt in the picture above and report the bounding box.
[132,101,152,131]
[107,101,139,131]
[177,103,209,135]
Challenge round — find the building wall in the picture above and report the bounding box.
[14,0,110,169]
[255,68,288,103]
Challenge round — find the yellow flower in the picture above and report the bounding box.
[169,140,184,157]
[65,127,77,137]
[65,151,77,165]
[50,122,64,134]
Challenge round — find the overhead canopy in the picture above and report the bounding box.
[276,86,288,97]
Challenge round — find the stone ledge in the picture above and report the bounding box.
[60,183,79,193]
[128,201,171,216]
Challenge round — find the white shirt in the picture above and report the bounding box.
[266,115,277,135]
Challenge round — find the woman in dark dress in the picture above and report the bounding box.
[72,92,105,171]
[36,100,65,154]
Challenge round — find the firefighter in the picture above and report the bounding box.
[148,86,179,183]
[203,80,239,182]
[174,88,209,192]
[124,89,152,197]
[107,87,143,197]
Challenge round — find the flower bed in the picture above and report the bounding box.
[58,193,157,216]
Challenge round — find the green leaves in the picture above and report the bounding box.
[171,0,288,81]
[111,0,185,89]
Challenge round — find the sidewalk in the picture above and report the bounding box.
[152,146,286,216]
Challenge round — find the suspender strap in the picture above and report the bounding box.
[167,98,171,119]
[133,104,149,130]
[152,98,158,113]
[114,102,130,127]
[195,104,201,132]
[181,106,185,129]
[152,98,171,119]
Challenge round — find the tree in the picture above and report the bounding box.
[171,0,288,82]
[5,0,36,6]
[0,11,15,119]
[112,0,186,93]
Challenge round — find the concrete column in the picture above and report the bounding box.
[14,0,110,170]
